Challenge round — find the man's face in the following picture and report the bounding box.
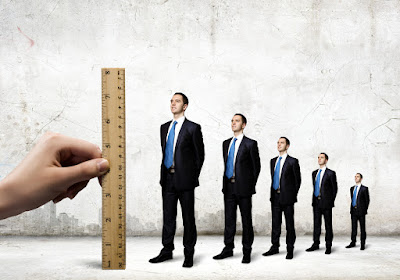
[231,115,245,133]
[170,94,187,114]
[277,138,289,153]
[318,154,327,166]
[355,174,362,184]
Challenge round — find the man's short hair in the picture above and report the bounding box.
[234,113,247,125]
[280,136,290,146]
[320,152,329,160]
[174,92,189,105]
[357,173,363,179]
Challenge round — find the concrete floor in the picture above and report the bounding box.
[0,236,399,279]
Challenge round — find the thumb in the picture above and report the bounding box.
[61,158,109,186]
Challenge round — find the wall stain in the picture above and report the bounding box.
[368,0,376,49]
[17,26,34,48]
[210,2,218,55]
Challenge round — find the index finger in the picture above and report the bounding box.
[49,133,102,160]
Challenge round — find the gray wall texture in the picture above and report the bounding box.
[0,0,399,236]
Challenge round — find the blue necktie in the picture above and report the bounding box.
[225,138,237,179]
[273,156,282,190]
[164,121,177,169]
[352,186,358,207]
[314,169,322,197]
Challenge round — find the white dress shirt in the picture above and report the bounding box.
[274,152,288,183]
[166,115,185,165]
[227,133,244,177]
[353,183,361,198]
[314,166,327,189]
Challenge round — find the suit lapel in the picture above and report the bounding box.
[281,155,290,177]
[271,157,277,177]
[235,136,246,165]
[162,121,172,153]
[357,185,364,204]
[320,169,328,191]
[223,138,232,164]
[175,119,187,149]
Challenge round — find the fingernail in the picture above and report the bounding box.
[97,159,109,173]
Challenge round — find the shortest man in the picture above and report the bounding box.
[213,114,261,264]
[346,173,370,250]
[306,153,337,254]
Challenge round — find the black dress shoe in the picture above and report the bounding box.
[286,250,293,260]
[306,244,320,252]
[149,252,173,263]
[325,247,331,254]
[346,242,356,248]
[262,247,279,256]
[213,250,233,260]
[360,244,365,250]
[183,256,193,268]
[242,254,251,264]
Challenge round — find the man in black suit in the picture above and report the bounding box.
[263,137,301,260]
[306,153,338,254]
[346,173,370,250]
[213,114,261,264]
[149,92,205,268]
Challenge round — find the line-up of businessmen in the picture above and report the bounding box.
[149,92,370,268]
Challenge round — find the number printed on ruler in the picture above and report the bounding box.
[101,68,126,270]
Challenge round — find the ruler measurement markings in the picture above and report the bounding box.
[101,68,126,270]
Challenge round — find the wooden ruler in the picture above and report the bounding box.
[101,68,126,270]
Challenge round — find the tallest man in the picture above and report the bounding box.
[149,92,205,268]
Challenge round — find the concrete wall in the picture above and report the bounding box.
[1,0,399,236]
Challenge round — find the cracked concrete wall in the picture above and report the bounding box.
[1,0,399,236]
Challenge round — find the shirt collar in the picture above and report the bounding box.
[356,183,361,188]
[278,152,288,160]
[172,115,185,125]
[233,133,244,141]
[319,166,327,172]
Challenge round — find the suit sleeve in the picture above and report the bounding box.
[222,141,225,160]
[331,171,338,201]
[192,124,205,178]
[365,187,370,211]
[250,141,261,184]
[160,125,163,149]
[293,158,301,193]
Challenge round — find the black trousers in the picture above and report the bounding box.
[161,172,197,257]
[223,183,254,254]
[312,205,333,247]
[351,211,366,244]
[271,193,296,250]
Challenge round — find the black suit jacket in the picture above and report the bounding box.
[350,185,370,216]
[311,168,338,208]
[270,155,301,205]
[159,118,205,191]
[222,136,261,197]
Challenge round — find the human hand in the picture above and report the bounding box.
[0,132,109,220]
